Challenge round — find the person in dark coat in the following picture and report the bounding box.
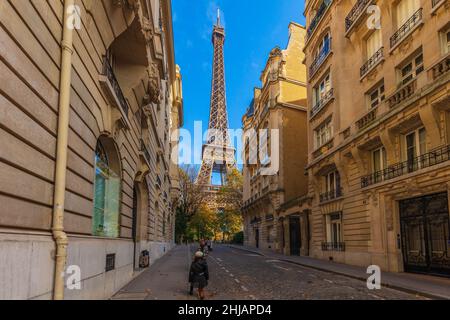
[189,251,209,300]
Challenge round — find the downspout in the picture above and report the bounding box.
[52,0,75,300]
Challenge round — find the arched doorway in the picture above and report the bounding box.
[132,180,149,269]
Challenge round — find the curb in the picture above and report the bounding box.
[228,245,447,300]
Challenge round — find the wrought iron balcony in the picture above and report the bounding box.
[432,0,445,9]
[311,89,334,118]
[430,53,450,80]
[361,144,450,188]
[322,242,345,252]
[309,39,332,78]
[387,79,416,108]
[356,107,378,131]
[101,55,129,117]
[360,47,384,78]
[140,139,151,166]
[307,0,333,40]
[345,0,374,34]
[390,8,423,49]
[320,187,343,203]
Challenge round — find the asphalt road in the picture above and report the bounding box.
[113,244,424,300]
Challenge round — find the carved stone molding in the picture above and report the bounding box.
[384,195,394,231]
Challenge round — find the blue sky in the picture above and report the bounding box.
[172,0,306,165]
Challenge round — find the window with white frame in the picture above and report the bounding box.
[313,73,331,106]
[404,127,427,163]
[315,33,331,59]
[366,29,382,59]
[372,147,387,173]
[396,0,420,27]
[367,82,385,109]
[399,51,424,86]
[324,170,341,194]
[326,212,343,245]
[314,119,333,149]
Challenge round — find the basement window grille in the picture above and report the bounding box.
[105,254,116,272]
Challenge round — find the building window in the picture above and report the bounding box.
[324,170,341,194]
[367,82,385,109]
[404,127,427,162]
[440,28,450,54]
[366,29,382,59]
[92,140,121,238]
[396,0,420,27]
[398,51,424,86]
[314,119,333,149]
[313,73,331,106]
[372,147,388,173]
[326,212,343,245]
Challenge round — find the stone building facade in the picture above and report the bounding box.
[0,0,183,299]
[303,0,449,276]
[242,23,310,255]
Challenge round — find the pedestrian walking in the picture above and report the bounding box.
[206,238,212,252]
[188,251,209,300]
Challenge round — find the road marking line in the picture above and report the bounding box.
[369,293,384,300]
[235,279,240,284]
[324,279,333,284]
[297,270,303,274]
[266,259,281,263]
[273,265,290,271]
[241,285,249,292]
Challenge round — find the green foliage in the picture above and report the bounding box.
[232,231,244,244]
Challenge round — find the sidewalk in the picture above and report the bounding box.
[228,244,450,300]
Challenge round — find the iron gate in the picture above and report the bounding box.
[399,192,450,276]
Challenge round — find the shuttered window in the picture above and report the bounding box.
[396,0,420,27]
[366,29,382,59]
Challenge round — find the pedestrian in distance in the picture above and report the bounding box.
[188,251,209,300]
[206,238,212,252]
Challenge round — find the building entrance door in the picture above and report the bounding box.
[255,229,259,248]
[289,216,301,256]
[399,192,450,276]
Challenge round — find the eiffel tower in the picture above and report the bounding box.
[197,9,236,190]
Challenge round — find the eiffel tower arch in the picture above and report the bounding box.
[197,10,236,211]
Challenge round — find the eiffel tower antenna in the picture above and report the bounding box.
[197,10,235,188]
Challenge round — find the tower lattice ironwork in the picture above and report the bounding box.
[197,10,236,187]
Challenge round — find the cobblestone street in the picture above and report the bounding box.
[114,245,425,300]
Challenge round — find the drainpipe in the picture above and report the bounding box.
[52,0,75,300]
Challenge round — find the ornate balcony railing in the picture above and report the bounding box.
[360,47,384,78]
[322,242,346,252]
[432,0,445,8]
[101,55,129,117]
[313,138,334,159]
[387,79,416,108]
[361,144,450,188]
[390,8,423,49]
[356,107,378,131]
[345,0,373,33]
[320,187,343,203]
[431,53,450,80]
[307,0,333,40]
[140,139,151,166]
[311,89,334,118]
[309,39,332,78]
